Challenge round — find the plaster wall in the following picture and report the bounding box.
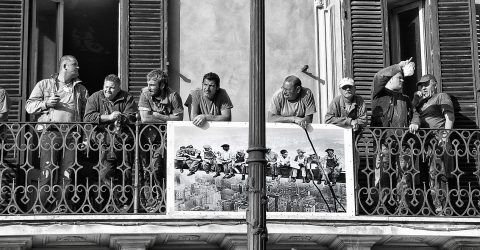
[168,0,318,122]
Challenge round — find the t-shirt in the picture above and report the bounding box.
[269,87,316,118]
[417,93,454,129]
[138,87,183,116]
[185,88,233,116]
[0,88,10,115]
[219,149,235,162]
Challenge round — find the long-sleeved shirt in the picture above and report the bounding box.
[325,95,367,128]
[370,65,419,127]
[83,90,138,124]
[26,74,89,130]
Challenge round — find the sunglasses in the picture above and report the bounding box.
[341,85,353,90]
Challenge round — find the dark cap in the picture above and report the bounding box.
[187,145,193,148]
[417,74,436,86]
[221,144,229,148]
[325,148,334,152]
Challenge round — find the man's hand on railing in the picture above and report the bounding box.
[409,124,419,134]
[109,111,121,121]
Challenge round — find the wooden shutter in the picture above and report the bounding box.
[437,0,479,128]
[0,0,25,122]
[126,0,167,100]
[346,0,387,108]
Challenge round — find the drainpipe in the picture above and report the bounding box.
[247,0,267,249]
[315,0,335,123]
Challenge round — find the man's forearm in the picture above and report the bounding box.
[204,114,230,121]
[268,114,296,123]
[153,112,183,121]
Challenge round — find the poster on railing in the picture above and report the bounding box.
[166,121,355,217]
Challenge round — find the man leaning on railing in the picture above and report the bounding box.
[408,74,455,215]
[25,55,89,213]
[83,74,137,213]
[138,69,183,212]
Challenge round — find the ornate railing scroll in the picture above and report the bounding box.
[0,122,167,214]
[356,127,480,216]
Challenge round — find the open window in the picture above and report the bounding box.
[28,0,119,96]
[388,0,427,100]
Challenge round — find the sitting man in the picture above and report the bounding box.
[83,74,137,212]
[265,148,278,180]
[201,145,218,176]
[409,74,455,214]
[292,149,308,183]
[185,72,233,127]
[268,75,316,129]
[233,150,248,180]
[185,145,202,176]
[322,148,341,185]
[277,149,291,178]
[217,144,235,179]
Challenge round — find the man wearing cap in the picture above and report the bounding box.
[409,74,454,214]
[217,144,235,179]
[277,149,291,178]
[325,77,367,133]
[268,75,316,129]
[292,149,308,183]
[321,148,341,185]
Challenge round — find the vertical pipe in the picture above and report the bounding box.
[247,0,267,249]
[133,115,140,213]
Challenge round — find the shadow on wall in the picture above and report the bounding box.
[450,96,478,129]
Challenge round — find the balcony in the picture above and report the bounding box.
[0,122,480,248]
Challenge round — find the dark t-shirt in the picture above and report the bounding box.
[417,93,454,129]
[185,88,233,116]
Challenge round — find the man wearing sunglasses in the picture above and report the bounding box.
[325,77,366,133]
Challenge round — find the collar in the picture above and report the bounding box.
[151,88,171,103]
[51,73,82,87]
[340,95,358,108]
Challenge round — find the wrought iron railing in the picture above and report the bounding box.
[0,122,166,214]
[356,127,480,216]
[1,122,480,217]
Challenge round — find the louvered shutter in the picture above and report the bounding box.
[0,0,25,122]
[437,0,479,128]
[348,0,387,108]
[127,0,167,100]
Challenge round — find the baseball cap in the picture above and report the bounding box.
[296,149,306,153]
[203,145,211,149]
[338,78,354,89]
[325,148,334,152]
[416,74,436,86]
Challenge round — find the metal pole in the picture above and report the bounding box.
[247,0,267,249]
